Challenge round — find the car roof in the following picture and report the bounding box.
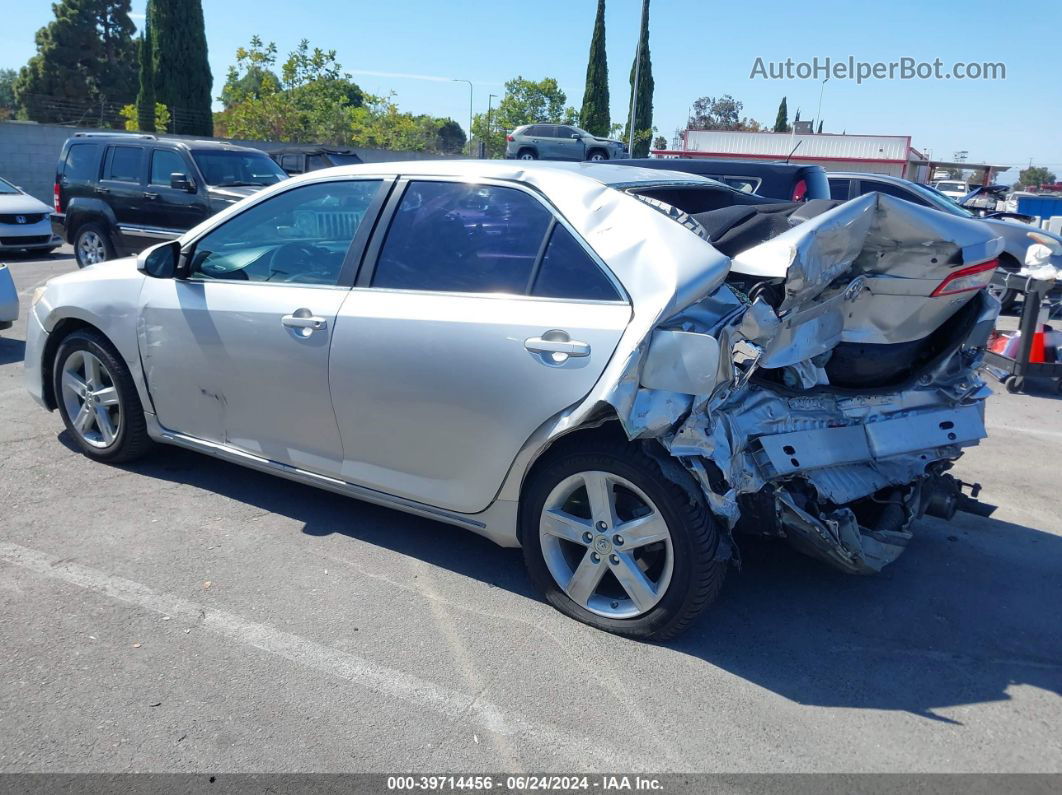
[291,159,720,189]
[611,158,825,177]
[67,133,263,154]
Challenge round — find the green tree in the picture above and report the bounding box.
[471,76,577,157]
[0,69,16,109]
[136,22,155,132]
[120,101,168,131]
[624,0,654,157]
[15,0,138,125]
[688,95,760,131]
[219,36,279,108]
[817,119,823,134]
[150,0,213,135]
[773,96,789,132]
[1018,166,1056,189]
[579,0,610,137]
[652,135,666,150]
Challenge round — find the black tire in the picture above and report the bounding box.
[1004,375,1022,394]
[521,439,727,640]
[73,222,115,268]
[52,329,152,464]
[586,149,609,162]
[516,148,538,161]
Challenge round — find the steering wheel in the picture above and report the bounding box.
[265,242,332,283]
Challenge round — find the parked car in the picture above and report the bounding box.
[0,262,17,331]
[269,146,363,175]
[52,132,289,268]
[931,179,968,200]
[829,171,1062,310]
[610,158,831,202]
[26,161,1000,640]
[505,125,627,161]
[0,176,61,257]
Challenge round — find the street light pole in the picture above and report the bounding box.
[486,93,498,159]
[813,77,829,133]
[453,79,473,156]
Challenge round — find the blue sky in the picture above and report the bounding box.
[4,0,1061,177]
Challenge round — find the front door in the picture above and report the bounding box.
[329,179,630,513]
[142,148,208,236]
[138,177,388,475]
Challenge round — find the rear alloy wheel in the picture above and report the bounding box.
[522,441,726,640]
[74,223,114,268]
[53,330,152,463]
[517,149,537,161]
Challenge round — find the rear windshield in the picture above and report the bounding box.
[191,150,288,187]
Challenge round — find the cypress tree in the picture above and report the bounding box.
[579,0,610,137]
[773,97,788,132]
[150,0,213,135]
[817,119,823,134]
[625,0,653,157]
[136,22,155,132]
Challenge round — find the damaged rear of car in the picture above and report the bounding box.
[610,190,1001,577]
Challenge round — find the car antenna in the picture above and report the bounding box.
[785,140,802,163]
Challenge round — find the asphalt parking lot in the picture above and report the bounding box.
[1,249,1060,774]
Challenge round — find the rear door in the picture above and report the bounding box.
[100,144,151,251]
[329,178,630,513]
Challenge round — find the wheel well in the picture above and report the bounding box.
[516,415,673,543]
[998,251,1021,270]
[586,147,608,159]
[40,318,103,410]
[517,146,537,158]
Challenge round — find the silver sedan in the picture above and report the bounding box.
[25,161,1002,639]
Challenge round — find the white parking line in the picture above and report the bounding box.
[0,541,638,768]
[986,423,1062,441]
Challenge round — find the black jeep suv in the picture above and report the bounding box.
[52,133,289,267]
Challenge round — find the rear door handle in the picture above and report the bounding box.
[144,191,159,200]
[524,336,590,357]
[96,186,109,194]
[282,313,328,331]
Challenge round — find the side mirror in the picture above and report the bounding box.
[137,240,180,279]
[170,172,195,192]
[571,133,581,139]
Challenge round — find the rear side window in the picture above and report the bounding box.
[150,149,189,185]
[306,154,329,171]
[828,179,851,201]
[372,181,552,294]
[531,225,619,301]
[858,180,928,206]
[63,143,101,181]
[281,154,303,173]
[105,146,143,183]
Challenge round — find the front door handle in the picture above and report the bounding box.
[144,191,159,200]
[282,312,328,331]
[524,335,591,357]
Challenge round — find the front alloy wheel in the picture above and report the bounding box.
[540,471,673,618]
[60,350,121,447]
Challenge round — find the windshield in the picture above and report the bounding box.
[904,181,975,218]
[0,177,20,195]
[191,150,288,187]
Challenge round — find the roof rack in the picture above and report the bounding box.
[72,132,157,140]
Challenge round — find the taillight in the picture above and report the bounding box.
[506,134,514,142]
[53,182,61,214]
[931,259,998,297]
[791,179,807,201]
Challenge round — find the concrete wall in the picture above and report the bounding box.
[0,121,455,204]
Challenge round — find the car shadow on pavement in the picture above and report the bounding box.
[670,514,1062,723]
[0,336,26,365]
[84,435,1061,723]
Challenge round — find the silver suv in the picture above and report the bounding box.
[505,124,627,161]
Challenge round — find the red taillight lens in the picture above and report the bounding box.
[931,259,998,297]
[53,182,61,214]
[506,134,514,142]
[791,179,807,201]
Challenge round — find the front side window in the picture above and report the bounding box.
[189,180,382,286]
[150,149,189,185]
[828,179,851,201]
[105,146,143,183]
[280,154,303,173]
[372,181,553,294]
